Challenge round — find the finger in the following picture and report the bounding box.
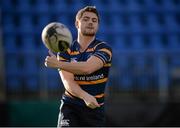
[88,103,99,109]
[87,103,94,109]
[48,50,56,57]
[93,102,100,107]
[87,104,95,109]
[92,99,100,107]
[44,62,47,67]
[45,57,50,62]
[99,103,104,106]
[45,57,48,61]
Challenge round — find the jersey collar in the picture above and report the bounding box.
[75,38,96,53]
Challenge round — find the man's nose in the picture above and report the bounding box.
[88,22,93,26]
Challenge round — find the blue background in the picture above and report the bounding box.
[0,0,180,126]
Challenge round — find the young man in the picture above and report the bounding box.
[45,6,112,127]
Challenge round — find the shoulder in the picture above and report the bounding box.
[94,39,112,51]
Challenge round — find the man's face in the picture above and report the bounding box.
[77,12,99,36]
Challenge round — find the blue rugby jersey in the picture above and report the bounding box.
[57,38,112,107]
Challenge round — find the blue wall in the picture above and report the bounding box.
[1,0,180,95]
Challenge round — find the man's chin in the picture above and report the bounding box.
[82,33,96,36]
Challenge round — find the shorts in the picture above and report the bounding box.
[57,99,105,127]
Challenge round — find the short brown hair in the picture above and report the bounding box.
[76,6,100,23]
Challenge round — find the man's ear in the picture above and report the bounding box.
[75,20,79,29]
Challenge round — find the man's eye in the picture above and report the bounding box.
[93,19,97,22]
[83,18,88,21]
[92,18,98,22]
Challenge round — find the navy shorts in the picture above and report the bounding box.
[57,99,105,127]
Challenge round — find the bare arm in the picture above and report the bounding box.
[59,56,103,74]
[59,69,100,109]
[45,51,103,75]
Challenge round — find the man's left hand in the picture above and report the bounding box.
[45,50,60,68]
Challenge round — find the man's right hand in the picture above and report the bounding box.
[82,93,100,109]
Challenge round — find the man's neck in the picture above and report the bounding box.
[77,35,95,52]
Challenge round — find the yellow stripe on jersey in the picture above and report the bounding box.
[95,93,105,98]
[104,63,111,67]
[70,51,79,55]
[57,56,67,61]
[76,78,108,85]
[98,48,112,60]
[86,48,94,52]
[67,48,71,54]
[70,48,94,55]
